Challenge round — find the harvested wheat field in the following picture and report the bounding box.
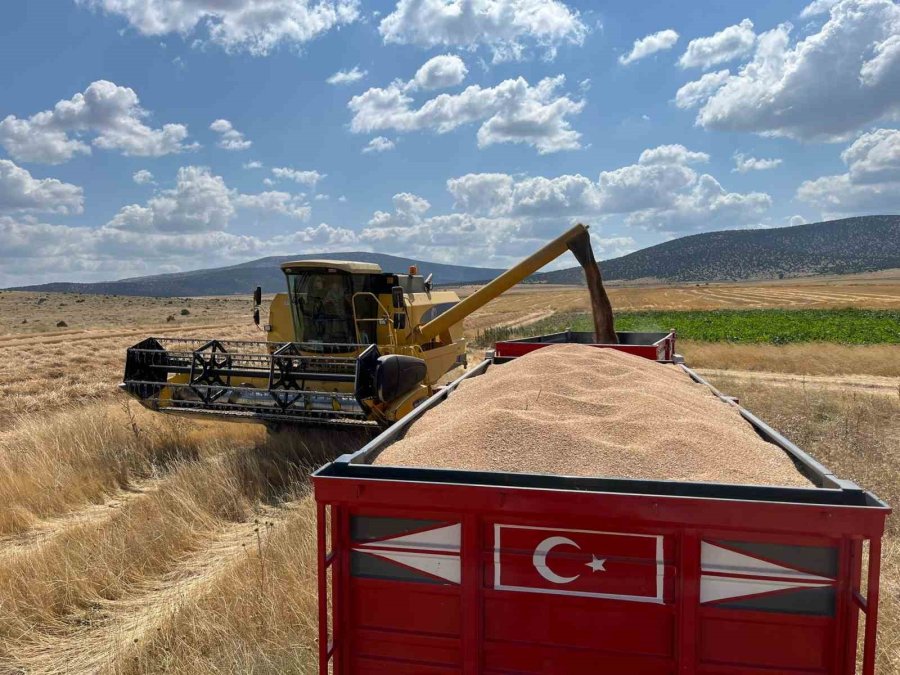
[378,345,810,487]
[0,306,259,422]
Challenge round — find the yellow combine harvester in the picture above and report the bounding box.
[122,223,615,427]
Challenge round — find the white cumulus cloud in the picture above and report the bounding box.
[638,144,710,166]
[362,136,396,153]
[733,153,783,172]
[0,215,357,287]
[410,54,468,90]
[271,167,326,186]
[132,169,155,184]
[800,0,841,18]
[349,69,584,154]
[674,69,731,109]
[108,166,237,233]
[356,148,769,267]
[233,191,311,219]
[378,0,587,63]
[678,19,756,69]
[108,166,313,235]
[78,0,360,56]
[0,159,84,215]
[0,143,776,284]
[686,0,900,141]
[359,196,527,267]
[619,29,679,65]
[439,144,767,230]
[210,119,252,150]
[327,66,367,85]
[0,80,196,164]
[447,173,515,216]
[798,128,900,213]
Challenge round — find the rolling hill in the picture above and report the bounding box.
[11,253,505,297]
[9,215,899,296]
[533,215,900,285]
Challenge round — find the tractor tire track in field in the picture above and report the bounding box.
[0,484,158,564]
[697,368,900,394]
[3,503,295,675]
[0,322,246,349]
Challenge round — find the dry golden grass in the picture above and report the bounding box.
[605,278,900,311]
[122,499,321,674]
[0,403,263,537]
[682,341,900,378]
[0,290,253,336]
[0,318,259,422]
[0,411,370,674]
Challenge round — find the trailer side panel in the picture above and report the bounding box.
[315,475,886,674]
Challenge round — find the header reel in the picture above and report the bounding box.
[123,338,428,427]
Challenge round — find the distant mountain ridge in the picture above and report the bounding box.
[9,216,899,296]
[12,253,505,297]
[533,215,900,285]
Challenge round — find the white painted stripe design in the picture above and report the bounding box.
[353,522,462,584]
[357,523,460,554]
[701,542,833,582]
[700,574,829,604]
[360,549,461,584]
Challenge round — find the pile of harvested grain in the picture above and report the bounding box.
[376,345,810,487]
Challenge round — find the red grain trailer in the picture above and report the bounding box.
[313,335,889,674]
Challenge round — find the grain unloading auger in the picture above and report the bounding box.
[121,223,616,428]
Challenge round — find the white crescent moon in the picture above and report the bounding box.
[533,536,581,584]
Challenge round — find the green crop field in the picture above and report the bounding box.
[474,308,900,346]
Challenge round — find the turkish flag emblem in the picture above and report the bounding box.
[493,524,664,603]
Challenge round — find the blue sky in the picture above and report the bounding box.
[1,0,899,285]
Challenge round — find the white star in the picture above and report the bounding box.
[586,555,606,573]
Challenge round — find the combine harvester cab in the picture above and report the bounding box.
[312,332,890,675]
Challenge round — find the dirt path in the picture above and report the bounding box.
[697,368,900,394]
[3,503,294,675]
[494,309,556,330]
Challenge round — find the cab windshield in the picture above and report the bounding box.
[285,271,379,346]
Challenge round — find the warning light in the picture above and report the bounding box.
[408,265,418,275]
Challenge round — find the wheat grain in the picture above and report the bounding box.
[378,345,810,487]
